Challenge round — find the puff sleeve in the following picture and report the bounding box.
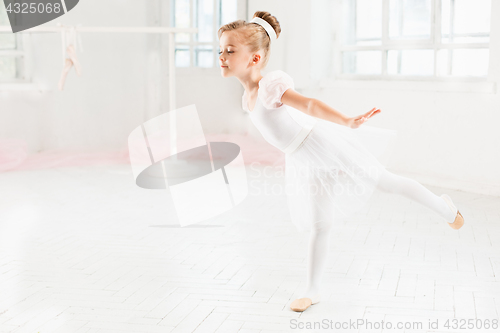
[258,70,294,109]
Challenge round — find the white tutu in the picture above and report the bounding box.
[285,118,398,232]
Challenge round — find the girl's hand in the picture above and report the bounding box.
[348,108,381,129]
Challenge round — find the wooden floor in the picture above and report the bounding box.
[0,164,499,333]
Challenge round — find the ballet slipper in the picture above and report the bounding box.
[440,194,464,230]
[66,45,82,76]
[290,298,312,312]
[290,294,321,312]
[58,58,74,91]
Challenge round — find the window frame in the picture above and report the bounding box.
[171,0,246,72]
[333,0,492,82]
[0,10,29,83]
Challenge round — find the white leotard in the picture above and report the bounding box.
[242,70,317,154]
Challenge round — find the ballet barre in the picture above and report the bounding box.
[0,24,199,156]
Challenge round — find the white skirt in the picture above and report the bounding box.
[285,118,398,232]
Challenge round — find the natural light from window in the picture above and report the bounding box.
[340,0,491,78]
[174,0,238,68]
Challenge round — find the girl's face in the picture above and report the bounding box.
[219,30,260,77]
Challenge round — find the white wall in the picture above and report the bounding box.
[1,0,148,152]
[0,0,245,154]
[1,0,498,196]
[303,0,500,196]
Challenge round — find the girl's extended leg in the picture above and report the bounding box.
[375,168,456,222]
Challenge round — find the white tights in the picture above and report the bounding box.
[299,168,456,301]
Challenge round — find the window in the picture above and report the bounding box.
[339,0,491,79]
[172,0,242,68]
[0,4,26,82]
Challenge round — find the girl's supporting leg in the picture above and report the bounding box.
[298,175,336,303]
[375,168,456,222]
[299,220,333,303]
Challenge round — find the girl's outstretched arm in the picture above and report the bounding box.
[281,88,381,128]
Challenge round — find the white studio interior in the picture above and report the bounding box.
[0,0,499,332]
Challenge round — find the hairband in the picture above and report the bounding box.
[250,17,277,43]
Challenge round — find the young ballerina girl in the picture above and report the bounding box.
[218,11,465,313]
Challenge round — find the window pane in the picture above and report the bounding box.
[175,0,191,43]
[389,0,432,40]
[0,56,17,80]
[0,34,16,49]
[0,3,9,24]
[0,4,16,49]
[342,0,382,46]
[195,0,213,43]
[195,45,213,67]
[220,0,237,25]
[342,51,381,75]
[175,47,190,67]
[437,49,488,77]
[442,0,491,43]
[387,49,434,76]
[455,49,489,76]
